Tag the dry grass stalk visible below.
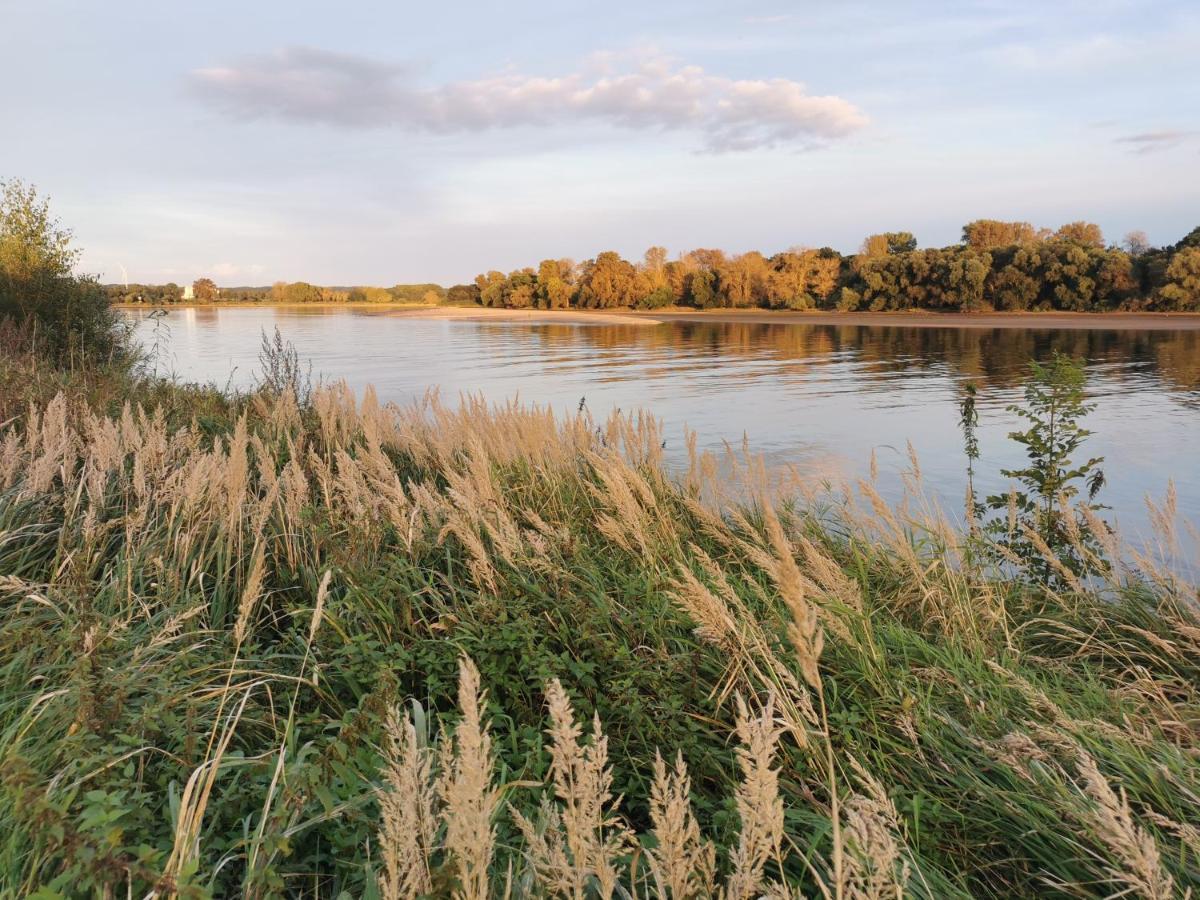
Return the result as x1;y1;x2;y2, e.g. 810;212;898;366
839;762;910;900
588;448;673;561
724;694;785;900
377;705;437;900
161;687;253;895
233;541;267;647
668;546;817;743
762;504;825;692
437;656;500;900
1076;753;1176;900
647;750;716;899
1020;525;1083;592
515;678;632;899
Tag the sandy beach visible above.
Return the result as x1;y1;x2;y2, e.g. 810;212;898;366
387;306;1200;331
386;306;660;326
119;303;1200;330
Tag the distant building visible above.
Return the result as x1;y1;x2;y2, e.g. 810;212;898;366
182;283;194;300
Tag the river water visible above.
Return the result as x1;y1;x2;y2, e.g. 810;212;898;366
127;306;1199;549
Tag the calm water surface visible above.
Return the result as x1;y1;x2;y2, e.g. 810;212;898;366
128;307;1199;546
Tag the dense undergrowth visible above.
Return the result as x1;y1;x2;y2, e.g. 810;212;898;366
0;340;1198;899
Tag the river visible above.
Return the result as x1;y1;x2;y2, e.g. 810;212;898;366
127;306;1199;550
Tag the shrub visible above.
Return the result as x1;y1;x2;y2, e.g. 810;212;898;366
0;179;127;366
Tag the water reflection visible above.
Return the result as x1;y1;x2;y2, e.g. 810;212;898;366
126;308;1198;542
533;321;1200;393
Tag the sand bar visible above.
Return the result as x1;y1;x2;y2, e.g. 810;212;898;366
120;303;1200;330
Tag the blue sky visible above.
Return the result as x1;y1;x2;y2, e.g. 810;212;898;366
3;0;1198;286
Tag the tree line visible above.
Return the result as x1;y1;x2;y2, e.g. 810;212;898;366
107;280;451;306
469;221;1200;313
103;219;1200;314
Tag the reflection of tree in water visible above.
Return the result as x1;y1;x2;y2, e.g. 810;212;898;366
526;322;1200;394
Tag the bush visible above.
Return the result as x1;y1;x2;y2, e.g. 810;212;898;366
836;286;862;311
0;179;127;366
636;285;674;309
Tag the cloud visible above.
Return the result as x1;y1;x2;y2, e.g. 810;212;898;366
189;47;867;152
1114;130;1195;154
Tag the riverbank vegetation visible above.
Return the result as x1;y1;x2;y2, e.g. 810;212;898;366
107;221;1200;316
473;223;1200;314
108;281;451;307
3;181;1200;896
2;339;1199;897
0;179;129;367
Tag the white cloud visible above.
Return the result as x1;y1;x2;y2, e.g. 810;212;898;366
189;47;867;152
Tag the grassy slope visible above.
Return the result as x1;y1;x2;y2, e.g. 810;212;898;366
0;347;1197;898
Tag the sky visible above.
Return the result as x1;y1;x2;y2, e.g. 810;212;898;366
2;0;1198;286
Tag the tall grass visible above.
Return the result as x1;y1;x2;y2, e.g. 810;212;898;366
0;360;1197;897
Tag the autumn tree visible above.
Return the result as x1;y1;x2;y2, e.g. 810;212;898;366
192;277;218;301
716;251;770;307
577;252;640;308
536;259;574;309
962;219;1037;249
807;249;843;303
642;246;668;287
1054;221;1105;249
860;232;917;257
766;251;811;309
858;234;889;260
269;281;322;304
663;260;689;304
686;248;727;271
474;271;506;308
359;286;393;303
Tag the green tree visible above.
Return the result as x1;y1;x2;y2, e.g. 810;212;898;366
1174;226;1200;251
984;353;1107;583
687;268;717;308
986;246;1042;311
389;283;445;303
1156;246;1200;310
0;178;125;365
446;283;481;306
636;285;674;309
